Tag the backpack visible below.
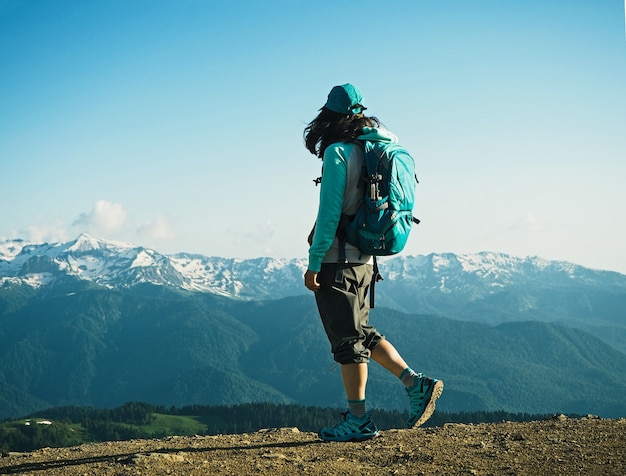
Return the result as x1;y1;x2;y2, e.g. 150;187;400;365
341;139;420;257
336;139;419;308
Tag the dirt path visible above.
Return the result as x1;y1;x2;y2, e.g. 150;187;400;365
1;416;625;475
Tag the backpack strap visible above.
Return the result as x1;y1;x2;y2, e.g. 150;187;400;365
339;140;383;307
335;214;350;284
366;256;382;308
335;218;381;308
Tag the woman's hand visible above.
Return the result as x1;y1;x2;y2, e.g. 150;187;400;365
304;269;321;292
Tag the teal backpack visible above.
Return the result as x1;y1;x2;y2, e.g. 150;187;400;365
340;139;420;257
337;139;419;307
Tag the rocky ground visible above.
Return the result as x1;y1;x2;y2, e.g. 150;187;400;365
1;415;624;475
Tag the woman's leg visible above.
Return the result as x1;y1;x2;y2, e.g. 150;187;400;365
370;338;409;378
371;338;444;429
340;362;368;401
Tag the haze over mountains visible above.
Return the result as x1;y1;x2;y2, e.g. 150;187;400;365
1;234;625;420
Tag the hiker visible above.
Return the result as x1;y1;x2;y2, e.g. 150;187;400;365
303;83;443;442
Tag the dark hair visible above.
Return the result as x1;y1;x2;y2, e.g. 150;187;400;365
304;108;380;158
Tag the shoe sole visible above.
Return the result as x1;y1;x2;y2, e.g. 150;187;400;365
409;379;444;429
318;431;379;442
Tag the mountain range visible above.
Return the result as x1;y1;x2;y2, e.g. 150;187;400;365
1;233;625;420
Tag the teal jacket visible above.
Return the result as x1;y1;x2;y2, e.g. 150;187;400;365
308;127;399;272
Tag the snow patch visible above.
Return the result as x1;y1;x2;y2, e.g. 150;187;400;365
131;250;155;268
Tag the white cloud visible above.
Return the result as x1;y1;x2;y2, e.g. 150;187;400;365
136;214;175;240
231;221;274;245
22;223;70;244
72;200;127;235
510;213;542;232
7;201;176;248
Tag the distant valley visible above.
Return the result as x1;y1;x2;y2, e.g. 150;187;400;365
1;234;625;420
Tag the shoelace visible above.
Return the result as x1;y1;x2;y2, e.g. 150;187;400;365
408;377;431;412
325;412;372;436
328;413;358;436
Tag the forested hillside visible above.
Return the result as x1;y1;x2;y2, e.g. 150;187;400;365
1;283;625;420
0;401;554;453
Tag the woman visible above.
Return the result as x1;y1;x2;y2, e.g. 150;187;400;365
304;83;443;442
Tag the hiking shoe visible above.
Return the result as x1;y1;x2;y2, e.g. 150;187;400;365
318;411;379;442
406;375;444;428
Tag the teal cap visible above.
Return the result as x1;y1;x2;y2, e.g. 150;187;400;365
324;83;367;115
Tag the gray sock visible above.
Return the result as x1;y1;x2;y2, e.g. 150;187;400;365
399;367;420;388
348;399;367;419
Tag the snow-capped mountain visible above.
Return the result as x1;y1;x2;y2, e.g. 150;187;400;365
1;233;625;302
0;233;309;299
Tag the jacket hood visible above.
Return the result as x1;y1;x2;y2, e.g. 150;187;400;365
357;126;398;143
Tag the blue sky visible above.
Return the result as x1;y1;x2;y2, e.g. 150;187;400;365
1;0;625;273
